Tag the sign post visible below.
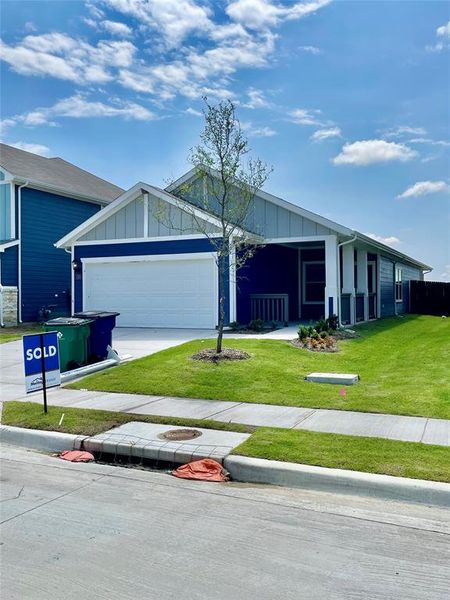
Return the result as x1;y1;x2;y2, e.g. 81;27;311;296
23;331;61;411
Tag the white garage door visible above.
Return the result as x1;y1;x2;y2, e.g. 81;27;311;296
83;254;218;328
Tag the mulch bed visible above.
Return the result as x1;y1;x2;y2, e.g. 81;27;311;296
291;336;339;353
191;347;251;362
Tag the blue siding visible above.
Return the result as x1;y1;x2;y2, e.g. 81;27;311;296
74;238;229;323
0;244;18;286
21;187;100;322
380;256;421;317
236;245;299;324
380;257;395;317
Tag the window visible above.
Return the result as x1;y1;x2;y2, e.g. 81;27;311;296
395;267;402;302
303;261;325;304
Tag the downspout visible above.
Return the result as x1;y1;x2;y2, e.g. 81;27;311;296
17;180;29;323
337;234;357;327
64;247;73;315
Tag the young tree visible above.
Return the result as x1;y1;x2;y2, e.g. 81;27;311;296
162;98;271;354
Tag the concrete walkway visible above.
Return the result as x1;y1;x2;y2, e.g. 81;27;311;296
10;386;450;447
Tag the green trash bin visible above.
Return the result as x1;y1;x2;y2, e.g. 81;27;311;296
44;317;93;372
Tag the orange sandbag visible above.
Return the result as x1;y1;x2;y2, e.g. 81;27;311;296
59;450;95;462
172;459;228;482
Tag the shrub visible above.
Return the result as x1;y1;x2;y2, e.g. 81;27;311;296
327;314;339;331
228;321;241;331
315;318;329;334
248;319;264;332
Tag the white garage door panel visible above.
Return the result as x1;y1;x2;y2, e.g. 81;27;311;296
83;256;217;328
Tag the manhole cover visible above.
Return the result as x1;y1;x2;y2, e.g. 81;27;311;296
158;429;202;441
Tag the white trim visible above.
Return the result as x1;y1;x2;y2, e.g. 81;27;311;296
81;251;217;265
302;260;326;305
55;182;231;248
17;180;29;323
143;192;149;238
81;252;219;327
0;167;14;182
73;233;221;246
229;239;237;323
265;235;336;245
71;245;75;316
9;182;15;238
376;254;381;318
9;176;115;206
0;239;19;252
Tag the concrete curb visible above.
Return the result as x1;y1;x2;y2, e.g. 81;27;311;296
224;455;450;507
0;425;88;453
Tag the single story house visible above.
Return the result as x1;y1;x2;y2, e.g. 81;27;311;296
0;143;123;325
55;168;432;329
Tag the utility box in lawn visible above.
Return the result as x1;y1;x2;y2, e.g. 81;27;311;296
44;317;92;372
73;311;119;362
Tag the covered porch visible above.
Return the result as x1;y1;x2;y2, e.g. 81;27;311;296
235;236;379;326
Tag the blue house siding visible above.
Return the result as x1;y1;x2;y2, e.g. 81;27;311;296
0;245;18;286
380;256;421;317
73;238;229;323
0;183;12;240
21;187;100;321
380;257;395;317
236;245;299;324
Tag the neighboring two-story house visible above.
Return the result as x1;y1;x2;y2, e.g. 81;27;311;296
0;143;123;325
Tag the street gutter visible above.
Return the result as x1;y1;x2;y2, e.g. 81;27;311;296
1;424;449;507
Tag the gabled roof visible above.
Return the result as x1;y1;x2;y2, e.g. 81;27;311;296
55;181;250;248
167;167;432;271
0;143;123;204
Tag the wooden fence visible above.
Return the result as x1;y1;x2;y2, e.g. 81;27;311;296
409;280;450;316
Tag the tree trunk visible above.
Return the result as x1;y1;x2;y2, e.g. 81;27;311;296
216;256;225;354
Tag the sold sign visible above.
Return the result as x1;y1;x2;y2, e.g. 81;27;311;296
23;331;61;403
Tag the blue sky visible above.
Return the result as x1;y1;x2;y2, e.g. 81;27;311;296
1;0;449;279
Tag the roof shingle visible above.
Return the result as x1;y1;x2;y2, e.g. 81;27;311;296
0;143;123;203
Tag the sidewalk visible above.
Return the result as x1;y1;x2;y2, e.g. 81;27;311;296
9;386;450;447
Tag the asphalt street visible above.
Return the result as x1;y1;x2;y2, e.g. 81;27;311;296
1;445;449;600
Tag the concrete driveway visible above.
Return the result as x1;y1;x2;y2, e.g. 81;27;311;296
0;327;215;402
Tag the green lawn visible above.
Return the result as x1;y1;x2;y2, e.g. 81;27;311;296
233;428;450;483
2;401;254;437
0;323;42;344
70;315;450;419
3;401;449;483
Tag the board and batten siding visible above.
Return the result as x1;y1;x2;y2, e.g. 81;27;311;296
21;187;100;321
173;177;334;239
80;193;218;241
397;263;421;314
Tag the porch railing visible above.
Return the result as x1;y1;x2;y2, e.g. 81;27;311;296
250;294;289;325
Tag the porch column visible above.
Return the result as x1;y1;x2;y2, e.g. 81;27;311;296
356;248;368;321
342;243;356;324
324;236;338;318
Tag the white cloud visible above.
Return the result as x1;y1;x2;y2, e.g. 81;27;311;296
289;108;323;126
0;34;137;84
299;45;321;54
364;233;401;247
7;141;50;156
101;0;213;47
383;126;427;138
310;127;341;141
185;107;202;116
241;121;276;137
397;180;449;199
103;20;133;37
3;94;156;130
243;88;270;109
426;20;450;52
333;139;417;166
226;0;331;31
408;137;450;147
441;265;450;280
